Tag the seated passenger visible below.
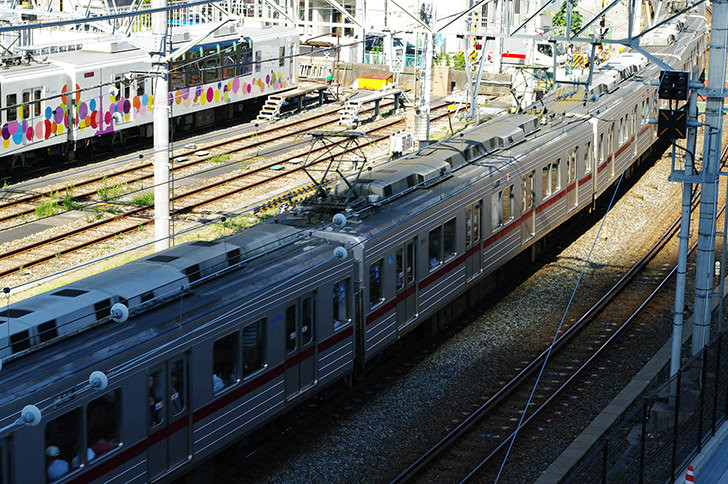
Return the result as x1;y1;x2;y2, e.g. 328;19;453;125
91;437;111;457
213;373;224;393
46;446;69;482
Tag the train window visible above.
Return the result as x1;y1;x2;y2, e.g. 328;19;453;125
406;240;416;284
149;368;164;427
632;106;638;135
240;42;253;76
279;46;285;67
45;408;81;482
584;142;592;174
136;77;145;97
286;304;297;353
521;172;534;213
204;48;220;83
598;133;604;164
223;52;236;79
255;50;262;73
21;91;30;119
466;201;481;246
396;248;404;291
170;358;186;415
242;318;266;377
5;94;16;122
503;185;514;222
188;50;203;86
213;333;238;393
552;160;561;192
301;295;314;345
170;60;186;90
369;259;384;308
87;389;120;460
333;279;350;330
34;89;42;117
567;147;577;185
428;226;442;269
542;160;559;198
443;218;456;259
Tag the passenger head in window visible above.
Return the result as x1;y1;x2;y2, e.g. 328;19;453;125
46;445;69;482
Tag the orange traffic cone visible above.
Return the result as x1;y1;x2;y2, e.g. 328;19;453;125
684;464;695;484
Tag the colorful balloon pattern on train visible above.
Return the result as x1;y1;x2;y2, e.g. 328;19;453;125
1;71;289;150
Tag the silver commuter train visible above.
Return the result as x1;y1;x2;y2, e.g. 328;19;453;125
0;24;298;171
0;13;707;484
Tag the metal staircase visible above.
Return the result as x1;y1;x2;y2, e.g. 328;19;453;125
255;95;286;122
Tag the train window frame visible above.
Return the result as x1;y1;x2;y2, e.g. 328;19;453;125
169;358;187;417
87;388;121;462
213;332;239;394
428;225;442;270
368;258;384;309
170;58;186;90
542;160;560;199
45;407;82;482
584;141;592;174
149;367;165;427
136;77;145;97
406;240;416;285
491;184;514;229
395;247;404;291
443;217;456;260
301;294;314;346
21;90;30;120
520;172;534;213
567;147;577;185
239;41;253;76
286;303;297;353
5;94;16;122
333;278;351;331
242;318;266;378
33;88;42;117
279;46;285;67
188;50;203;86
223;50;237;79
204;47;220;83
466;201;481;247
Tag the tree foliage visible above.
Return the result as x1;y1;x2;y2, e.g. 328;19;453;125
553;0;583;35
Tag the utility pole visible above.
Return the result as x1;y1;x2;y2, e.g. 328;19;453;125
691;0;728;356
415;0;434;149
152;0;170;252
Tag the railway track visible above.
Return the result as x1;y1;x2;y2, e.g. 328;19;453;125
0;103;452;285
388;148;728;484
0;99;403;226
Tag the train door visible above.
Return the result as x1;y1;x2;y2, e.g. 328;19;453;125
396;237;418;329
147;355;190;479
284;292;317;400
20;88;42;146
520;173;535;243
566;146;578;210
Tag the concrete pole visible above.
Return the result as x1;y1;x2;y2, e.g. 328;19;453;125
415;1;433;149
691;0;728;356
670;85;698;386
152;0;170;252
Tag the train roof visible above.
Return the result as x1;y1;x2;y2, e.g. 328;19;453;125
0;220;339;407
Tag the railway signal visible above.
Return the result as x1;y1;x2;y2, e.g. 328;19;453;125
658;109;687;139
658;70;689;100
